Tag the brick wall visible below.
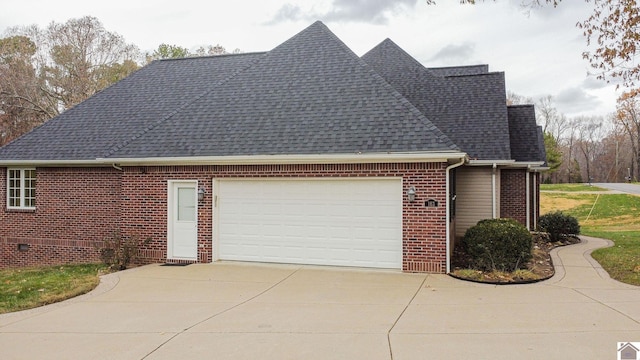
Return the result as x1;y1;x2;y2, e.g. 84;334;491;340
1;162;449;273
500;169;527;225
0;167;121;268
500;169;541;229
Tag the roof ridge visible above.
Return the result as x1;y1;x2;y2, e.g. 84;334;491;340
361;61;459;151
365;38;429;73
507;104;535;108
353;39;458;150
428;64;488;70
105;21;338;158
443;71;504;79
157;51;268;62
103;53;267;158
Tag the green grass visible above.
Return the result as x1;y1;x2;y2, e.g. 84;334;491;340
541;191;640;286
0;264;107;314
588;231;640;285
540;183;608;192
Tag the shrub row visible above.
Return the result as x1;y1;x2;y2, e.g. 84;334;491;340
461;212;580;273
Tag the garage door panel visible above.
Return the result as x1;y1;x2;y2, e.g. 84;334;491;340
217;179;402;269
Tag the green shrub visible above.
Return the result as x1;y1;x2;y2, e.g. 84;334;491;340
538;211;580;242
462;218;533;272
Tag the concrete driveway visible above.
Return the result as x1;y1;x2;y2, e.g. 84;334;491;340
1;236;639;359
594;182;640;195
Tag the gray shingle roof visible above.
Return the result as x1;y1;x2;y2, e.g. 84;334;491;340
0;22;458;161
108;21;458;158
361;38;511;160
428;65;489;77
0;53;264;160
507;105;546;163
536;126;548;166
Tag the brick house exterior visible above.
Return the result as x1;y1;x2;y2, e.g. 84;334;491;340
0;22;546;273
1;163;451;272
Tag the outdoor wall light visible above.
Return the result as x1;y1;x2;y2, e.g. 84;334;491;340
407;186;416;203
198;186;207;203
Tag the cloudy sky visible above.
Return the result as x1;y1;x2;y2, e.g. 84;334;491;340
0;0;620;117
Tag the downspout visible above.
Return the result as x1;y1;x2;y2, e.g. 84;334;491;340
112;164;123;171
532;169;538;230
446;157;466;274
492;163;497;218
526;166;531;231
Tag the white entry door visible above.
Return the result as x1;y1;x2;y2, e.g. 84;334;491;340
168;181;198;260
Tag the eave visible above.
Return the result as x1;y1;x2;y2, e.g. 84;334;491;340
0;151;469;167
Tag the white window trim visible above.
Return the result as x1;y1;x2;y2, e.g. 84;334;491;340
7;168;36;210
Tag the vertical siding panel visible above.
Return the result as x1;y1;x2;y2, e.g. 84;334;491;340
455;167;493;238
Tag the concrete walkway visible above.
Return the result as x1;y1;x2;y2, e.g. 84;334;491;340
1;236;639;359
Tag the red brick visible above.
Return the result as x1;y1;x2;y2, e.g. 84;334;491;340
1;163;450;273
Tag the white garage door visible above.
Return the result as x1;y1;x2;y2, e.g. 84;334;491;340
216;178;402;269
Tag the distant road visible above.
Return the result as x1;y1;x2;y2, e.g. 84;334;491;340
594;183;640;195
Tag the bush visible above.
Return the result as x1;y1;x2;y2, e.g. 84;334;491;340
538;211;580;242
462;218;533;272
96;231;151;270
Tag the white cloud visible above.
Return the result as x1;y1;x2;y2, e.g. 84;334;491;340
429;43;476;63
267;0;418;25
555;87;601;116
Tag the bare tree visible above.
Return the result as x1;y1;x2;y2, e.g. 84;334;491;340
0;16;140;144
615;91;640;180
506;91;532;105
535;95;570;141
575;116;606;183
0;35;53;145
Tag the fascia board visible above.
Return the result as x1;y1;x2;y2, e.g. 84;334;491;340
0;152;468;167
100;152;468;166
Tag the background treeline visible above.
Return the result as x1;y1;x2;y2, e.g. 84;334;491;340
0;16;237;146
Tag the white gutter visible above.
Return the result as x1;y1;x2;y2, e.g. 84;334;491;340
0;151;468;167
98;152;468;166
0;160;109;167
468;159;515;166
526;165;531;231
446;156;466;274
532;169;538;230
468;160;545;169
492;163;497;219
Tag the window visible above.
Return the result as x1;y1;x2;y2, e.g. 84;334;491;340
7;168;36;209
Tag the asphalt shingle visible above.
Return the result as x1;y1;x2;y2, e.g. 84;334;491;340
108;21;458;158
0;22;544;165
507;105;546;162
428;65;489;77
361;38;512;160
0;53;264;160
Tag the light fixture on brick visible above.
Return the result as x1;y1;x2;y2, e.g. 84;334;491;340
407;186;416;203
198;186;207;203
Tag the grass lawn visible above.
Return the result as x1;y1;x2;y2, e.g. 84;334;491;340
540;188;640;286
0;263;107;314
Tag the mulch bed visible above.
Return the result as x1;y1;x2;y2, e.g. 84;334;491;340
450;233;581;284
